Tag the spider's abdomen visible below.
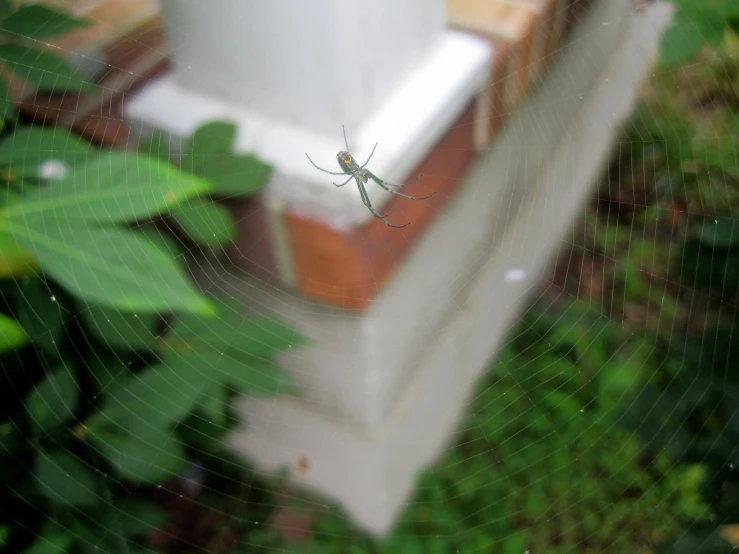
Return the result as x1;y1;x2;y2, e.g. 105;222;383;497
336;150;355;174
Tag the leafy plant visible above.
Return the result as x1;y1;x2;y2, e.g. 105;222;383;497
140;121;271;247
544;8;739;550
0;145;304;553
660;0;739;66
0;7;305;554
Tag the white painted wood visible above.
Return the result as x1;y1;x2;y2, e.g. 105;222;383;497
157;0;444;137
222;0;671;534
124;31;491;228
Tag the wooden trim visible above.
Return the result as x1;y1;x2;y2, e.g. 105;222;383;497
447;0;539;109
48;0;160;53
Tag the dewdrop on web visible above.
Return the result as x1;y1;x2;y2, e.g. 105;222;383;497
504;268;527;283
39;159;68;180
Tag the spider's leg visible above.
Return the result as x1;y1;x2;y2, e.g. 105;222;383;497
356;179;387;219
359;142;378;169
334;175;353;187
368;171;436;201
342;125;350;152
356;179;410;229
374;174;423;187
305;153;346;176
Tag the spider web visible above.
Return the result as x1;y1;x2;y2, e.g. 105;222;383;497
3;1;738;553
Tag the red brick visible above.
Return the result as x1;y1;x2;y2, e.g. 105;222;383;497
283;103;478;310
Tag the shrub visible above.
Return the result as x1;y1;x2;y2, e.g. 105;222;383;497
0;6;305;552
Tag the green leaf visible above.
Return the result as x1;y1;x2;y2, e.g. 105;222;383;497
138;130;173;163
696;9;727;47
35;450;97;506
0;421;18;453
3;152;210;223
138;225;184;258
81;304;159;351
692;218;739;249
72;518;126;554
225;315;308;357
0;524;8;546
169;295;243;335
161;298;299;396
87;356;130;396
171;198;235;245
1;4;90;40
660;19;704;66
186;121;237;159
184;120;272;197
541;389;581;417
0;191;34;275
600;360;641;412
0;1;13;20
1;185;20;206
88;362;210;434
0;125;92;177
16;278;66;354
0;76;13;131
179;408;228;450
169;298;307;358
199;381;226;425
26;367;78;431
23;532;74;554
0;227;35;276
89;425;187;483
0;44;93;93
720;1;739;19
8;221;214;315
198;153;272;197
501;532;529;554
0;312;27;352
114;498;169;535
660;524;733;554
167;349;293;395
691;135;739;178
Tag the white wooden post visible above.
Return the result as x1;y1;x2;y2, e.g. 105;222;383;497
158;0;444;137
125;1;490;226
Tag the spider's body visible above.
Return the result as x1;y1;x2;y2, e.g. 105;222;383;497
306;128;435;228
336;151;368;182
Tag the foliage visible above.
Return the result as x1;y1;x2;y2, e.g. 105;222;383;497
0;6;304;554
552;6;739;550
660;0;739;66
139;121;272;247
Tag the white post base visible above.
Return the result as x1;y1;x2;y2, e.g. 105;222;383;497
123;30;491;227
218;0;671;535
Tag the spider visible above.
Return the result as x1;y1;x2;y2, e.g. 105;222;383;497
305;126;435;228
